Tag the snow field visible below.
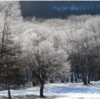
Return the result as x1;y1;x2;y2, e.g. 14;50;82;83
0;81;100;99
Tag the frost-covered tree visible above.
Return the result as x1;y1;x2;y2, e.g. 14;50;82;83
21;29;70;97
0;1;23;99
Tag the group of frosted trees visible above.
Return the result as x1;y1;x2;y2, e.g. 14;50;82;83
66;15;100;85
0;1;70;98
31;15;100;85
1;1;100;98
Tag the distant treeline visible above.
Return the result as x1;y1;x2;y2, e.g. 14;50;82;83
20;1;100;18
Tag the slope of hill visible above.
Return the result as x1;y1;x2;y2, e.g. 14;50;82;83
20;1;100;18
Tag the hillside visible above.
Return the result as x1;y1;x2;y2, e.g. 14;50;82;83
20;1;100;18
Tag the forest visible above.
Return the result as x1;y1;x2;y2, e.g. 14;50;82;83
20;1;100;18
0;1;100;99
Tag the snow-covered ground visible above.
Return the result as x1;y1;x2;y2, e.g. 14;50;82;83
0;81;100;99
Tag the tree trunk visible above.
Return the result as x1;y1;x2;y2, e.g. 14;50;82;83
6;79;8;89
83;76;87;85
0;73;1;90
71;73;73;83
50;79;54;83
98;73;100;80
40;83;44;97
8;83;11;99
77;73;79;79
91;74;93;81
32;81;36;86
88;74;90;84
94;74;97;81
66;78;68;82
75;74;77;82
